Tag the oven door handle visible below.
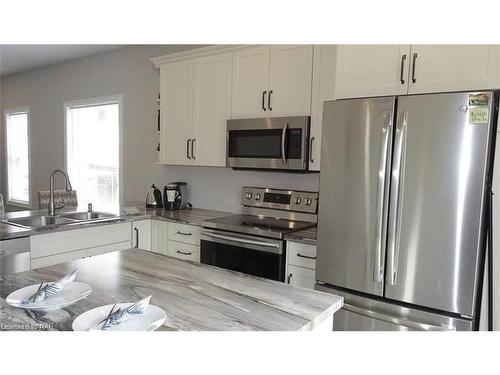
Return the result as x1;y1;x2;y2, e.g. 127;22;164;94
201;232;281;249
281;121;288;164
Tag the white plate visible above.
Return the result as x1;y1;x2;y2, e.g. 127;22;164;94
72;303;167;331
6;282;92;310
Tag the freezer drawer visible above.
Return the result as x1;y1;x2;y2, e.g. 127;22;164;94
316;284;473;331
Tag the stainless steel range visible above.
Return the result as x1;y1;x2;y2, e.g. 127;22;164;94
200;187;318;281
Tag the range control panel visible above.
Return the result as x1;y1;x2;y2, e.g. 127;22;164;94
241;187;319;214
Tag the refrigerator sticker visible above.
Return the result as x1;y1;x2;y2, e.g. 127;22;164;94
469;106;489;124
468;93;490;125
469;93;489;107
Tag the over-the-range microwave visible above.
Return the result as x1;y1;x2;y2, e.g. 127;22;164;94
226;116;311;171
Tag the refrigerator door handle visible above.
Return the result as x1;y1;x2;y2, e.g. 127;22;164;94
387;112;408;286
373;113;392;283
343;302;455;331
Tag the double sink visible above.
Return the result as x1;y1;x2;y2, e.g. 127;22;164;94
3;211;118;230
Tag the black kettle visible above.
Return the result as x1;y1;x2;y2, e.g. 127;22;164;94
145;184;163;208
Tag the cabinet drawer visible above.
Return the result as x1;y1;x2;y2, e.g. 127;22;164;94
31;249;87;270
168;223;200;245
167;241;200;262
287;241;317;269
287;265;316;290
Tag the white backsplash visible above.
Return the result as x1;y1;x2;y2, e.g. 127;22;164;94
162;165;320;213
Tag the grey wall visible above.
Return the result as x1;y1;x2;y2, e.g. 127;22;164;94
0;45;319;213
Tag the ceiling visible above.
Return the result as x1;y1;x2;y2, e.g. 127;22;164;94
0;45;124;77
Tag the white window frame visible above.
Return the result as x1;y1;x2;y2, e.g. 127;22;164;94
63;95;123;209
3;106;32;208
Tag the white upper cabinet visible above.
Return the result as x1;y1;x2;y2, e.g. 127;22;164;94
193;53;232;167
157;51;232;167
408;45;500;94
310;45;336;171
159;60;194;165
333;45;500;99
334;45;411;99
231;45;314;118
268;45;314;116
231;46;270;118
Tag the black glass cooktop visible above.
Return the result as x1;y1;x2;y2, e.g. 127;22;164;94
202;214;315;239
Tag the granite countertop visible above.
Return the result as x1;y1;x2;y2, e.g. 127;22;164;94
284;226;318;245
0;206;234;241
0;249;342;331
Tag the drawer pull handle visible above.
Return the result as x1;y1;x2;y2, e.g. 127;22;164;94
176;250;192;256
176;231;192;236
287;273;292;284
296;253;316;260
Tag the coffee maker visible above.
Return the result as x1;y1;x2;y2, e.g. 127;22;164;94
164;182;189;210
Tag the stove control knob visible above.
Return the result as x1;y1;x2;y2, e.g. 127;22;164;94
295;197;302;205
305;198;312;206
246;192;253;199
255;193;261;200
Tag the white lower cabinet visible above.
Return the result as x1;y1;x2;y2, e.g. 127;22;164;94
286;240;317;290
287;265;316;290
31;249;87;270
30;222;132;269
132;219;152;251
150;220;201;262
151;220;169;255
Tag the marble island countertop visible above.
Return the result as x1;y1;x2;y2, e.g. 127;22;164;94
0;249;343;331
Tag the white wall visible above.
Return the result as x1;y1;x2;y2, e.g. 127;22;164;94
1;45;320;213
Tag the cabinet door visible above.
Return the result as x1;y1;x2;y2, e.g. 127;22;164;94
287;265;316;290
268;45;314;116
132;220;152;251
310;45;337;171
231;46;270;118
151;220;168;255
159;60;194;165
408;45;500;94
193;53;232;166
334;45;411;99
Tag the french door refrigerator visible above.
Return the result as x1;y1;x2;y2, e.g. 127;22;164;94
316;91;497;331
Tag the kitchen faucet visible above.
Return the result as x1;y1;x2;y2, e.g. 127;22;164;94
48;169;73;216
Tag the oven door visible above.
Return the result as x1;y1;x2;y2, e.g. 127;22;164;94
200;229;285;281
226;116;310;170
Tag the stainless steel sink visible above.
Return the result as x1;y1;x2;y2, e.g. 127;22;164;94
3;211;119;230
59;211;115;221
7;215;76;228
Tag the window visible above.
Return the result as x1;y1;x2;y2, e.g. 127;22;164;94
4;108;31;207
65;96;121;213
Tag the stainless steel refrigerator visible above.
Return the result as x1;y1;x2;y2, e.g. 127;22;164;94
316;91;497;331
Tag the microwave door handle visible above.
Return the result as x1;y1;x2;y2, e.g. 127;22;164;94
281;121;288;164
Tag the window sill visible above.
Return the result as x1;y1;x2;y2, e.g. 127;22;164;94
7;200;32;210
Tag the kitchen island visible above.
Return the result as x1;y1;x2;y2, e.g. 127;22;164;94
0;249;342;331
